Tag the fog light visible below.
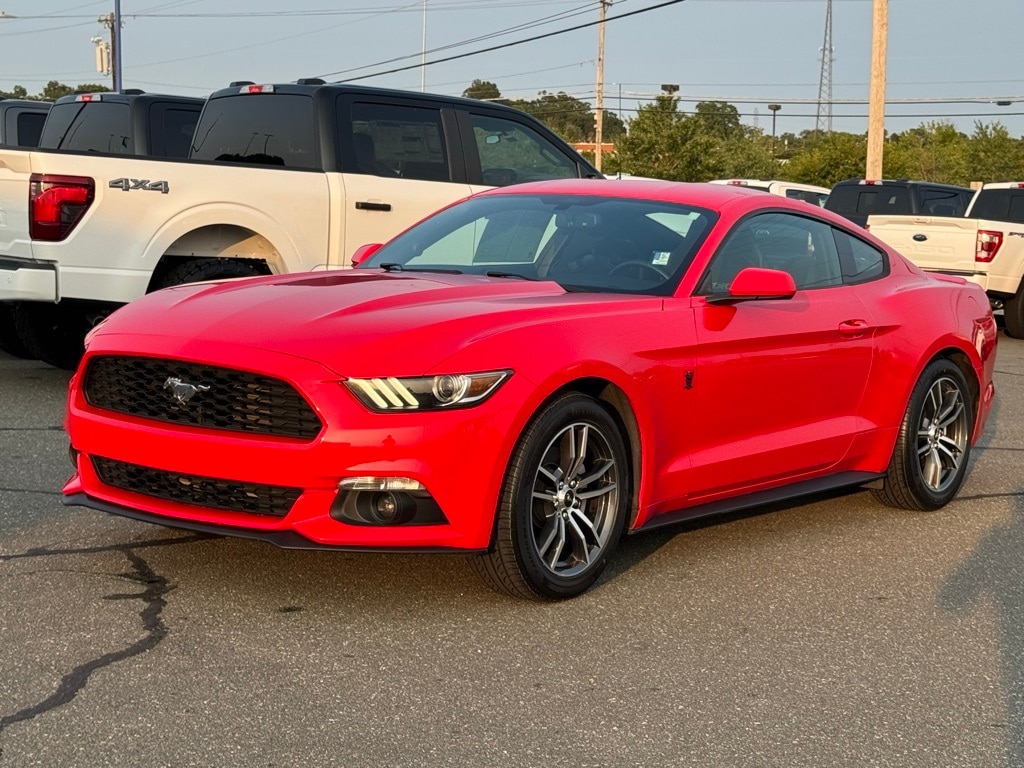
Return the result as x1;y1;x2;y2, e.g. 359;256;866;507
330;476;447;527
366;491;416;525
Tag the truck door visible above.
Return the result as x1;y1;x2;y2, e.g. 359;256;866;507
338;97;472;264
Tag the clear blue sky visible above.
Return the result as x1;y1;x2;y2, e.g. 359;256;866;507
2;0;1022;139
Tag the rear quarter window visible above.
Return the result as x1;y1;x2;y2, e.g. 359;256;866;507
38;102;133;154
826;185;911;217
970;190;1024;225
190;94;318;169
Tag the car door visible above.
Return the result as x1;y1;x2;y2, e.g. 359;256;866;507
458;108;589;194
687;211;878;499
339;96;473;261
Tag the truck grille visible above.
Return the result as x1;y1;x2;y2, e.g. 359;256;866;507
92;456;301;517
83;355;322;439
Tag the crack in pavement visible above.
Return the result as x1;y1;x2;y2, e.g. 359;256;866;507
0;534;212;759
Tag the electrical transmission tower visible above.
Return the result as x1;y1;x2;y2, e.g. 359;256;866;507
815;0;834;134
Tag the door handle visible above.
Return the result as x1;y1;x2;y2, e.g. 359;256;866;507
355;201;392;212
838;319;871;336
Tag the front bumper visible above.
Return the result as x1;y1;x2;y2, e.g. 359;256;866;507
63;340;526;552
0;255;58;302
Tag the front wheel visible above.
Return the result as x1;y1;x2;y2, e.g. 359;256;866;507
472;393;629;600
873;359;975;511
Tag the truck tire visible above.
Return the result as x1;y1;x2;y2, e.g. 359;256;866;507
1004;287;1024;340
11;302;94;371
0;303;35;359
155;258;268;290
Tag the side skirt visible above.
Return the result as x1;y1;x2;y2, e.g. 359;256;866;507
635;471;885;533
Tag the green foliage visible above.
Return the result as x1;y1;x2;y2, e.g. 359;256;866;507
463;79;501;101
967;122;1024;182
1;80;110;101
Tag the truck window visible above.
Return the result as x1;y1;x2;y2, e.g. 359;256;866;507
154;107;200;159
827;185;911;217
39;102;133;154
918;188;967;216
468;113;578;186
15;111;46;147
970;189;1024;225
190;94;317;169
349;102;449;182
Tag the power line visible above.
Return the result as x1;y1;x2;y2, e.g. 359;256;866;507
320;0;688;81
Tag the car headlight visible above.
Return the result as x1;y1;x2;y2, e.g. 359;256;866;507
345;370;511;411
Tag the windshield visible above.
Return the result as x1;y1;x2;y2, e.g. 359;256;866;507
363;194;717;295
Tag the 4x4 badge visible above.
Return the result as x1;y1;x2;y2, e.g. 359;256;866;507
163;377;210;405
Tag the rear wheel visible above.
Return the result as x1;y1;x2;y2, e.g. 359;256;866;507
0;303;34;358
11;302;112;371
873;359;974;511
154;258;267;290
472;393;629;600
1004;286;1024;339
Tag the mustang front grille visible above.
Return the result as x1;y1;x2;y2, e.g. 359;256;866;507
91;456;301;517
83;355;322;439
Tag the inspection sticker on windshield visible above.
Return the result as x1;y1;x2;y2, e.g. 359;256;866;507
652;251;671;266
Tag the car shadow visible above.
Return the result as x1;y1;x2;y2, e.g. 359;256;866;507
938;491;1024;764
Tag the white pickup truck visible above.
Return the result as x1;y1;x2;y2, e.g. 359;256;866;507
866;181;1024;338
0;81;600;368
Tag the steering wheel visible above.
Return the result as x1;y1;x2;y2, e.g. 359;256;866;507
608;260;670;281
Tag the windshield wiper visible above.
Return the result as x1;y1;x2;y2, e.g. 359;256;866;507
379;263;463;275
485;270;538;281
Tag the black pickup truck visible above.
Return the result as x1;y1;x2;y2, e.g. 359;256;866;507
824;178;975;228
0;98;51;147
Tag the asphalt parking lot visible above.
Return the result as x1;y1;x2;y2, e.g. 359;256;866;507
1;335;1023;768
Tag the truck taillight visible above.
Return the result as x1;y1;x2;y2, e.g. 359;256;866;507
975;229;1002;263
29;174;95;242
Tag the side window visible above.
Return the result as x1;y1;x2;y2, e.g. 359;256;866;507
15;112;47;147
699;213;843;294
469;114;578;186
350;102;449;182
158;107;200;159
919;188;967;217
833;229;888;285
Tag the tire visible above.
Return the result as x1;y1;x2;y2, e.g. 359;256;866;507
873;359;975;511
12;302;112;371
0;303;34;359
154;258;266;290
472;393;629;600
1004;286;1024;340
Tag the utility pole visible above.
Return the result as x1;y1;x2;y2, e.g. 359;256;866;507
866;0;887;177
98;1;123;92
593;0;610;172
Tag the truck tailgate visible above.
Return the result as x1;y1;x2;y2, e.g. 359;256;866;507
867;214;979;276
0;149;34;260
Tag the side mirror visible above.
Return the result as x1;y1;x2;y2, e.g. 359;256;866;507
351;243;383;267
710;267;796;303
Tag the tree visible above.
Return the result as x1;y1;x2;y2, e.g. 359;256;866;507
1;81;110;101
967;122;1024;183
463;79;501;101
783;132;868;187
693;101;742;141
884;122;970;184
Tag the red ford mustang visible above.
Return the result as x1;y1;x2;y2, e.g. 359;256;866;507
63;180;998;600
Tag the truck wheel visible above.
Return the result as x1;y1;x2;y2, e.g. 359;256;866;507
0;303;35;359
11;303;94;371
155;259;267;290
1004;288;1024;339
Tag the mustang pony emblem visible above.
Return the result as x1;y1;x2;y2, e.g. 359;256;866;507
163;376;211;405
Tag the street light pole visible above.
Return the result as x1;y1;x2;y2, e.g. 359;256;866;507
420;0;427;92
768;103;781;159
